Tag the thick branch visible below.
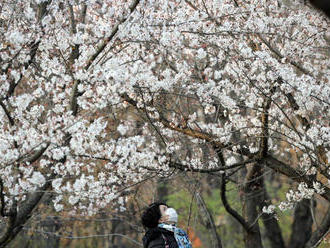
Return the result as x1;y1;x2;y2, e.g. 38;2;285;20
289;199;313;248
170;159;255;173
69;80;79;116
220;174;250;231
0;175;53;247
305;205;330;248
67;1;80;66
14;177;53;227
67;1;77;34
264;155;330;202
258;188;285;248
259;88;274;158
284;90;311;130
0;211;16;246
123;93;231;153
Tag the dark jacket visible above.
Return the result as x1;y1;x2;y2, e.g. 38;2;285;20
142;227;179;248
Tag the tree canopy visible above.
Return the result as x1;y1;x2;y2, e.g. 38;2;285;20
0;0;329;247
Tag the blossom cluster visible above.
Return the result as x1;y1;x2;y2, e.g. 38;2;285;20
0;0;328;215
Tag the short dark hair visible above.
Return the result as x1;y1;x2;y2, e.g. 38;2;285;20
141;202;167;228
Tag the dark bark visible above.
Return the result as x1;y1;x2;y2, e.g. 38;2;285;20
242;192;263;248
220;175;249;231
259;188;285;248
241;163;264;248
309;0;330;18
0;177;52;248
305;205;330;248
289;199;313;248
264;156;330;203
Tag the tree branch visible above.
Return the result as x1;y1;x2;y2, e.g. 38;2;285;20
264;155;330;202
259;87;274;158
0;178;6;217
258;188;285;248
257;34;313;76
22;142;50;164
84;0;141;71
70;0;141;116
169;159;255;173
183;175;222;248
220;174;250;231
184;0;198;11
0;100;14;126
305;205;330;248
0;175;54;247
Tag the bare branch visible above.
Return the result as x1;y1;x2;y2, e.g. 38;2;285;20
67;0;77;34
220;174;250;231
183;175;223;248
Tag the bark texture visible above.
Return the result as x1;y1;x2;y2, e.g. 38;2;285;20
259;189;285;248
289;199;313;248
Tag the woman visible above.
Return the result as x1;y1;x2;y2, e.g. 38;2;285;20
141;202;192;248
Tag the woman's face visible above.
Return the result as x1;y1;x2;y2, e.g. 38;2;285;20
158;204;169;223
159;204;168;215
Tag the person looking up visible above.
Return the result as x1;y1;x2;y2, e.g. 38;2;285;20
141;202;192;248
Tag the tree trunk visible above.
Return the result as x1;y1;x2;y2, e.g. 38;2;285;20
259;180;285;248
241;163;264;248
242;190;263;248
305;205;330;248
289;199;313;248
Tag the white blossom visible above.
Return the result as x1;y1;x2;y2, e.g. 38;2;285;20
0;0;328;220
197;48;207;59
68;195;80;205
204;104;216;114
117;124;129;135
262;205;276;214
28;172;46;187
52;178;63;193
313;182;325;194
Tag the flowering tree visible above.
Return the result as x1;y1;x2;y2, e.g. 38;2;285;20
0;0;329;247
